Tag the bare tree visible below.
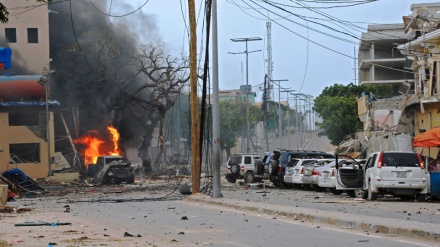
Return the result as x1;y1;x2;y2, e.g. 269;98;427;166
54;32;189;175
114;46;189;175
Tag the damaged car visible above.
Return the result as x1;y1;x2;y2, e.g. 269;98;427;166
92;155;135;185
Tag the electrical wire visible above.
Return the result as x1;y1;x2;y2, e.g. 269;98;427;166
298;19;310;93
69;0;81;51
88;0;150;17
241;0;353;58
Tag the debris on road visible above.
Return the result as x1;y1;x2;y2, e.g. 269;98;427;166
14;221;72;227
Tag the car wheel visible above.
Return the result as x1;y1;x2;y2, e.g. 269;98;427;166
329;188;343;195
354;189;366;199
256;162;264;175
230;163;240;176
416;193;426;202
269;161;279;177
227;177;237;183
313;185;324;192
244;171;255;184
367;181;377;201
400;195;413;201
127;174;135;184
345;190;356;198
272;181;280;188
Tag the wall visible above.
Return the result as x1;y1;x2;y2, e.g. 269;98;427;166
0;0;50;74
415;102;440;135
0;110;54;178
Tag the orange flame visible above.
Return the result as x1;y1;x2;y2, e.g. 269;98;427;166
107;126;120;155
73;126;121;169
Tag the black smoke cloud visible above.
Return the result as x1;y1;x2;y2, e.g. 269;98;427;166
48;1;164;148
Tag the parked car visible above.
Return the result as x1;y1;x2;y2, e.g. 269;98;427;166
284;159;321;189
302;159;333;191
317;159;357;195
336;151;429;201
269;150;335;188
225;153;265;183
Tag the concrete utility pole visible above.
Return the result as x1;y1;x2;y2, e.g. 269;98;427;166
292;93;304;149
40;70;55;176
211;0;222;198
230;37;262;153
188;0;201;194
281;90;295;149
271;79;288;147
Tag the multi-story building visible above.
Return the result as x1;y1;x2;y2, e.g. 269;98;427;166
0;1;56;178
397;2;440;159
358;24;413;87
216;85;257;105
0;1;50;74
353;2;440;159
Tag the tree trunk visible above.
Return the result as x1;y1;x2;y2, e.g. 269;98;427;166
138;116;159;176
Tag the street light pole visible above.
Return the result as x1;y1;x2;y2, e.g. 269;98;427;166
230;37;262;153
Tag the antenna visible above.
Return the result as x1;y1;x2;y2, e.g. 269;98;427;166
266;21;273;101
353;46;358;85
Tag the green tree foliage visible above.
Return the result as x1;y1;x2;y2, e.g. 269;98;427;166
314;83;393;145
1;1;51;23
219;100;263;156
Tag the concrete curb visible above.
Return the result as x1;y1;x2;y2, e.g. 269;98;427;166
186;195;440;242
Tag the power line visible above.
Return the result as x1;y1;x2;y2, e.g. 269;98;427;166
241;0;354;58
87;0;150;17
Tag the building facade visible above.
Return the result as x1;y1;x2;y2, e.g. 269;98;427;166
0;0;50;75
0;1;55;178
352;2;440;159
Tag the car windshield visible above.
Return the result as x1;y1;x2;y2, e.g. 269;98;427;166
382;153;420;167
287;159;300;167
107;157;128;163
228;156;241;165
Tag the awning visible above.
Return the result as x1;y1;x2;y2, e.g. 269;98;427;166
413;127;440;148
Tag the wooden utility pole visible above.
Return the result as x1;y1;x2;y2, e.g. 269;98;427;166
188;0;201;194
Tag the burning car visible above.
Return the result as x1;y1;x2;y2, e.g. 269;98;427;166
92;155;135;185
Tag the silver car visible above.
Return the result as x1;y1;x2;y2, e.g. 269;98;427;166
302;159;333;191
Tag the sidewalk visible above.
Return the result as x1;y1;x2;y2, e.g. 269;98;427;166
186;193;440;243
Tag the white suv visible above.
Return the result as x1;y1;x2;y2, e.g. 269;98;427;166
336;151;429;201
225;154;265;183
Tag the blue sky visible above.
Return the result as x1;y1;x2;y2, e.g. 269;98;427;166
108;0;440;103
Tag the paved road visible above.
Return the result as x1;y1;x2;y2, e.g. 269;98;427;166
6;191;435;247
220;183;440;225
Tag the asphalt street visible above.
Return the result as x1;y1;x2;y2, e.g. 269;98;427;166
3;190;437;247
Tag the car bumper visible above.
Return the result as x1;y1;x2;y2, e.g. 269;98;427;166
292;174;303;184
318;177;336;188
284;175;294;184
302;175;318;185
374;181;427;190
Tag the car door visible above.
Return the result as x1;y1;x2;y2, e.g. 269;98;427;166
336;159;365;190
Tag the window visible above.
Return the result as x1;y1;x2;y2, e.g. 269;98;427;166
9;143;41;163
244;156;251;164
5;28;16;43
9;112;42;126
27;28;38;43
